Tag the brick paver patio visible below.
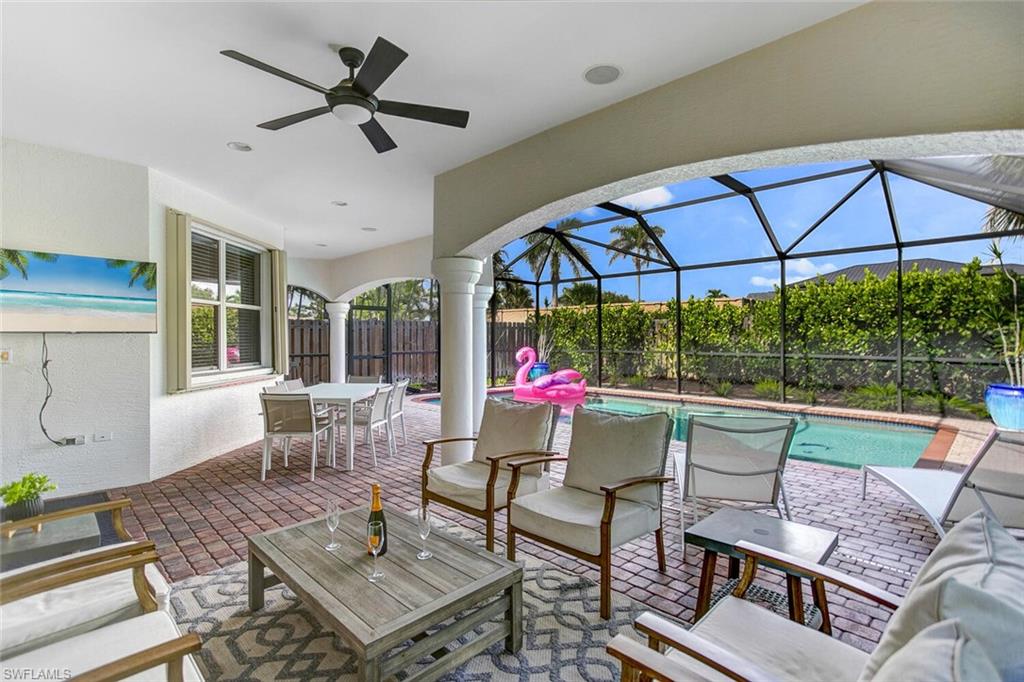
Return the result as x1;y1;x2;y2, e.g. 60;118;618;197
109;399;943;653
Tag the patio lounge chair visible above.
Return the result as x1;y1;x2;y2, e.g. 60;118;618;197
422;398;560;552
674;413;796;550
507;407;673;619
0;499;171;659
606;510;1022;682
1;540;203;680
861;428;1024;537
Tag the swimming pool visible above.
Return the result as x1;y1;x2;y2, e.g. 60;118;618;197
421;393;935;469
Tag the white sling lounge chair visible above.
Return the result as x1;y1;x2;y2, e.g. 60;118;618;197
861;428;1024;537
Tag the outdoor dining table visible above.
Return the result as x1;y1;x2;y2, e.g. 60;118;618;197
298;382;389;470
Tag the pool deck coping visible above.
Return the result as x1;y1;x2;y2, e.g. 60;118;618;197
413;386;993;470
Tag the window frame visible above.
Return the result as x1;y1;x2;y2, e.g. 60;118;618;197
189;221;273;383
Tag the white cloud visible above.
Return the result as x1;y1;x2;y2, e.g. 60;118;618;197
580;207;602;217
747;259;839;290
615;186;673;210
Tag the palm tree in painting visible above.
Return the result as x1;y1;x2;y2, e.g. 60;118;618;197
0;249;57;280
524;218;588;306
105;260;157;290
605;222;665;301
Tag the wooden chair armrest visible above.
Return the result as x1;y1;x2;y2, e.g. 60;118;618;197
507;455;568;471
600;475;673;495
486;450;560;464
735;541;903;610
606;634;707;682
72;632;202;682
1;498;133;540
486;451;562;495
422;436;479;446
634;612;781;682
1;540;159;609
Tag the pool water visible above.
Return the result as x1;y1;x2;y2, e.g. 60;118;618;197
424;394;935;469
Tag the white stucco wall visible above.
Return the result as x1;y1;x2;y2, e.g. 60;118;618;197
0;139;152;493
147;170;285;480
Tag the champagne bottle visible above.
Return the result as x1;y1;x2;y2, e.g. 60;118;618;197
367;483;388;556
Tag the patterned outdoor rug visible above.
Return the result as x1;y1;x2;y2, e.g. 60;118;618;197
170;520;646;680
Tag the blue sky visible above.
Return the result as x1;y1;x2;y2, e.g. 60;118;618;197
0;252;157;300
501;160;1020;302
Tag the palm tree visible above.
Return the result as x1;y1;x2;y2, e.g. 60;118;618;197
105;259;157;290
0;249;58;280
605;222;665;301
706;288;727;298
524;218;588;306
491;248;534;309
982;156;1024;234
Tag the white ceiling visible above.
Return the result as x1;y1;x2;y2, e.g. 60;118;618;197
2;2;858;259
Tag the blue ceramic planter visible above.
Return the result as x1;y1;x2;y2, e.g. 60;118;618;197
985;384;1024;431
528;362;550;382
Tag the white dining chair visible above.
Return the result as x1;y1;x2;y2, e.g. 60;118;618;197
348;375;384;384
388;378;411;446
259;393;335;481
353;385;394;466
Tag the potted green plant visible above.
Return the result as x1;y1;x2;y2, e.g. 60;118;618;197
984;240;1024;430
0;473;56;522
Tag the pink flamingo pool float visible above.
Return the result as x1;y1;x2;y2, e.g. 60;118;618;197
513;346;587;408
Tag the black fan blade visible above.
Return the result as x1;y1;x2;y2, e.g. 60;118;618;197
377;100;469;128
220;50;329;94
352;37;407;96
257;106;332;130
358;117;397;153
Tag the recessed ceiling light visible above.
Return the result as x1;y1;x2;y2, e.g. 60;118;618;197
361;227;377;232
226;141;253;152
583;65;621;85
315;243;328;247
331;200;348;207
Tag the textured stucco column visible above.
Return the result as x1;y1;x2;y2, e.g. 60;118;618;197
433;257;484;464
325;301;350;383
472;284;494;431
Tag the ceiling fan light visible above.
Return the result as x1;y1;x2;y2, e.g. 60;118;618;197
331;100;375;125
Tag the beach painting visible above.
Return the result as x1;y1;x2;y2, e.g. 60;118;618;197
0;249;157;333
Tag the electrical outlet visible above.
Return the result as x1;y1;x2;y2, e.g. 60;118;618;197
0;349;10;364
60;435;85;446
94;432;113;443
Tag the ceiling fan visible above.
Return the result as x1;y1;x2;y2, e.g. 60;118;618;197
221;37;469;153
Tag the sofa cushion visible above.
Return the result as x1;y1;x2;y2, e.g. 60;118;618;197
1;611;202;681
509;486;660;556
673;595;868;682
0;543;170;659
562;408;671;508
473;399;555;475
872;619;999;682
861;511;1024;680
427;461;549;510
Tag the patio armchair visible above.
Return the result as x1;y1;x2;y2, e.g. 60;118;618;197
0;540;203;681
862;428;1024;537
0;498;171;659
675;414;796;552
422;398;560;552
259;392;335;481
507;407;674;619
607;510;1022;682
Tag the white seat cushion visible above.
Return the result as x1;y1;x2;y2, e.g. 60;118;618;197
2;611;203;681
670;596;868;682
473;399;555;476
860;511;1024;680
509;486;660;556
0;543;171;658
562;408;671;509
427;461;549;510
872;619;999;682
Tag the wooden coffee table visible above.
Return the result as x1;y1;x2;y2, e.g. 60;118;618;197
686;507;839;630
248;507;523;682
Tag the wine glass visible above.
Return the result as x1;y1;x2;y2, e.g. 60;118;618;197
367;521;385;582
417;507;432;560
325;499;341;551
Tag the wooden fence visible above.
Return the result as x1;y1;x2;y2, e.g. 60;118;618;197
288;319;330;385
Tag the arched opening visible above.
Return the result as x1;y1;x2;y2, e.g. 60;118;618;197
286;285;331;385
349;279;441;392
492;155;1024;421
